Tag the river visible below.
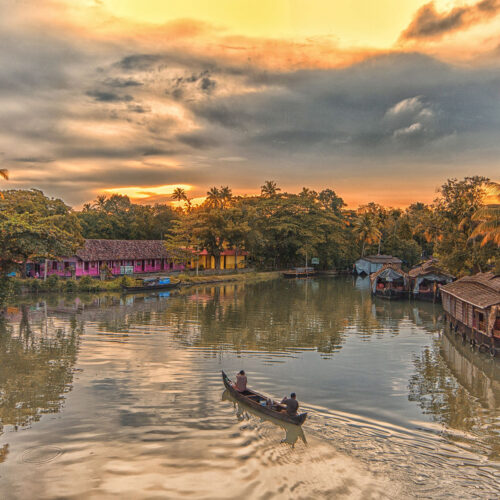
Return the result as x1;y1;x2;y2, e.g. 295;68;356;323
0;277;499;499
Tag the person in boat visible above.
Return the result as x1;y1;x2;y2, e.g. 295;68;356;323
280;393;298;416
233;370;247;392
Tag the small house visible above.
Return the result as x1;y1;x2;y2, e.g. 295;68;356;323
441;273;500;355
27;239;184;278
408;259;454;302
370;264;409;300
354;255;402;275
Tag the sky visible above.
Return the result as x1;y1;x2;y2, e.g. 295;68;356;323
1;0;499;208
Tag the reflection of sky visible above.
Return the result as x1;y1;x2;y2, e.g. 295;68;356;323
0;279;499;497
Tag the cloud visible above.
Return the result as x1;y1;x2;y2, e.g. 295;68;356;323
86;90;134;102
1;1;499;207
401;0;500;40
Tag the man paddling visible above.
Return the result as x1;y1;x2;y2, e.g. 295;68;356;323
280;393;299;416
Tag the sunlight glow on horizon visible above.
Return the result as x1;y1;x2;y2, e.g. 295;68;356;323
104;184;193;199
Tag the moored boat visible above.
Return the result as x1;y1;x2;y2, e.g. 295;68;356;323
122;277;181;293
221;370;307;425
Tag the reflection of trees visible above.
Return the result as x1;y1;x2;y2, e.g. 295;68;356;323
408;333;500;460
0;310;81;445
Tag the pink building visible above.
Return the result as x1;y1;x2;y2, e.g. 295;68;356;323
27;239;184;278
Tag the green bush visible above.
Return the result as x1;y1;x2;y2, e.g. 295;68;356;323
64;280;78;293
78;275;98;292
44;274;61;292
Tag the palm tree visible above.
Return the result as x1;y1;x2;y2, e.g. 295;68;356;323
353;212;381;256
470;181;500;246
261;180;281;197
206;187;221;209
219;185;232;208
0;168;8;199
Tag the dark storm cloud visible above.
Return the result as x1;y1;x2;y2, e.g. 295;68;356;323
86;90;134;102
183;53;500;163
103;77;143;88
401;0;500;40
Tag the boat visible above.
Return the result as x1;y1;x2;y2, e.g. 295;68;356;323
122;277;181;293
222;389;307;446
221;370;307;425
282;267;316;279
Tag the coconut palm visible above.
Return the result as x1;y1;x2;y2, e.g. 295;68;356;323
261;180;281;197
206;187;221;209
0;168;8;199
470;181;500;246
353;212;382;256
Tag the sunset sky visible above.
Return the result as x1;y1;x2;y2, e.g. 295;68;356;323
1;0;499;207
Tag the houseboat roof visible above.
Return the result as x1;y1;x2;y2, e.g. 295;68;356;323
357;255;402;264
440;272;500;309
370;264;408;282
408;259;454;279
76;239;169;261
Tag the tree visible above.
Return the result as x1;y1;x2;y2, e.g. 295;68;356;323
353;211;381;257
0;189;83;274
470;181;500;247
261;180;281;198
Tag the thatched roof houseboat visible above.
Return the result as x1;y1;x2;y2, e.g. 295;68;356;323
441;273;500;356
354;255;402;275
408;259;454;302
370;264;409;300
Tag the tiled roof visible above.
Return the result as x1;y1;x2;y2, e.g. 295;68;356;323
76;239;169;261
440;272;500;309
359;255;402;264
408;258;454;279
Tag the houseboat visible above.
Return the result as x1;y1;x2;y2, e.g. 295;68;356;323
409;259;454;302
440;273;500;356
370;264;409;300
354;255;402;275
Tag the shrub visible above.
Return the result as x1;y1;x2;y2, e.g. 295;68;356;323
78;275;97;292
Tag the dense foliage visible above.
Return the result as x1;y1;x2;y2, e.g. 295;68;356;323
0;189;83;273
0;177;498;283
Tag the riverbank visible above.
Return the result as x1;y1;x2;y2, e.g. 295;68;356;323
5;270;281;296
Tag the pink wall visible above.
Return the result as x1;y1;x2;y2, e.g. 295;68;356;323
27;257;184;278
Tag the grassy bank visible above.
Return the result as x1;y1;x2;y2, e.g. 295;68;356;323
177;270;281;286
7;271;281;296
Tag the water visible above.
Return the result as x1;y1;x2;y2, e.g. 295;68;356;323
0;277;499;499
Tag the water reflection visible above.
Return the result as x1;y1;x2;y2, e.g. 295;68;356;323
0;305;81;461
409;327;500;460
222;389;307;447
0;278;498;498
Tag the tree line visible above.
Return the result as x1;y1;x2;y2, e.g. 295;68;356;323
0;176;498;279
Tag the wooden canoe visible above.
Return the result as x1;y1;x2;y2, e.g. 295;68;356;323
122;278;181;293
221;371;307;425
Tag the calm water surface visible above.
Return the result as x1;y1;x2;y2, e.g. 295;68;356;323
0;277;499;499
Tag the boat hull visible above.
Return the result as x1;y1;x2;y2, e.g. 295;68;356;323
222;371;307;425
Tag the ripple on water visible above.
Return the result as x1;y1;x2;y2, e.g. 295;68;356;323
21;446;63;465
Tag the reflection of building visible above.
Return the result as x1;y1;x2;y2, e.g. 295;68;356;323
441;273;500;355
354;255;402;275
370;264;409;300
408;259;454;302
441;330;500;412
